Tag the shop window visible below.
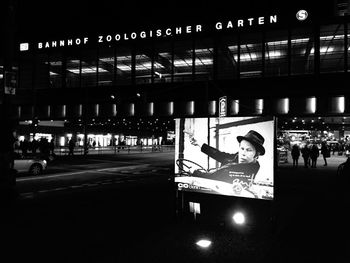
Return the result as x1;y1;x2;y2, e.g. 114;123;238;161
265;30;288;77
217;36;238;80
240;32;263;78
173;40;193;82
291;27;314;75
320;24;345;73
98;47;115;86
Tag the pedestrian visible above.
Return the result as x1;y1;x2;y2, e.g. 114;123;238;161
321;142;330;166
310;144;319;168
49;139;55;156
337;156;350;203
68;138;75;156
301;143;310;168
291;144;300;167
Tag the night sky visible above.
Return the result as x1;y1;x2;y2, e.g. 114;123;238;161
10;0;335;40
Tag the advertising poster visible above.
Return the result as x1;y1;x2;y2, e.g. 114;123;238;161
175;116;274;200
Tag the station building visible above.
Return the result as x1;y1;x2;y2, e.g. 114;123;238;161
1;3;350;148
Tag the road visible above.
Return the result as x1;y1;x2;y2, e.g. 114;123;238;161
1;151;349;262
15;151;174;199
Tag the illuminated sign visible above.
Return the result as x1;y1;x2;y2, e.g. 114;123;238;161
296;10;308;21
19;14;285;51
219;96;227;118
174;116;275;200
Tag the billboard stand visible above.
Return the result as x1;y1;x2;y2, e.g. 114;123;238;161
175;188;184;219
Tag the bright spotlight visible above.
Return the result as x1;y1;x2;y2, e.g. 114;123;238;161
196;239;212;248
232;211;246;225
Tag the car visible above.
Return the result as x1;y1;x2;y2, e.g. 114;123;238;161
13;153;48;176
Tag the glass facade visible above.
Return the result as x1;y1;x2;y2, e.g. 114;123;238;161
17;22;350;91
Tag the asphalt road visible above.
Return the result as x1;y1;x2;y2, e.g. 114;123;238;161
1;151;349;262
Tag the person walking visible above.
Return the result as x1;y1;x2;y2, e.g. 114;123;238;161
301;143;310;168
310;144;319;168
291;144;300;167
68;138;75;156
321;142;330;166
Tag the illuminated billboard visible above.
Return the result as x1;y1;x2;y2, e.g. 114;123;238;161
175;116;275;200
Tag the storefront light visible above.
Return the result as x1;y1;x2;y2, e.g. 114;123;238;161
306;97;316;114
331;96;345;113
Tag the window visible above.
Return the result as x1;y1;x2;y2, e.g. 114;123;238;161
320;24;345;73
291;27;314;75
265;30;288;77
240;32;263;78
217;35;238;80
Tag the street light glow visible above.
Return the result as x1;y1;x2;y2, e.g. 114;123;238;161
232;211;246;225
196;239;212;248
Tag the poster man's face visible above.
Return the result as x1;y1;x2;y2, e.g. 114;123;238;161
238;140;257;164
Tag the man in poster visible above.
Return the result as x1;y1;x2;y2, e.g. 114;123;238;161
184;130;266;197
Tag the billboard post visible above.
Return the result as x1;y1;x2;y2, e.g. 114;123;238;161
175;116;274;200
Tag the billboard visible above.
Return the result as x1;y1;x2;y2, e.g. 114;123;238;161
174;116;275;200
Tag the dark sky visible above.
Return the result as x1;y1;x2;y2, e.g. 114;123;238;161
6;0;338;41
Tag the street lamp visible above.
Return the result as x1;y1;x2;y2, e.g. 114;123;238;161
232;211;246;225
196;239;212;248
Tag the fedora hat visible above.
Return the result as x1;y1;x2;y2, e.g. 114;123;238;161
237;130;265;155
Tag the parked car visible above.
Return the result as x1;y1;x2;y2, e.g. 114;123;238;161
13;153;47;176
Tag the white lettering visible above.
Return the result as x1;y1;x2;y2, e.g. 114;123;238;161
196;24;202;32
140;31;146;38
247;18;254;26
215;22;222;30
258;17;264;24
32;14;280;49
270;15;277;23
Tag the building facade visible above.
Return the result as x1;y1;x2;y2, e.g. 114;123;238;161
2;4;350;147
